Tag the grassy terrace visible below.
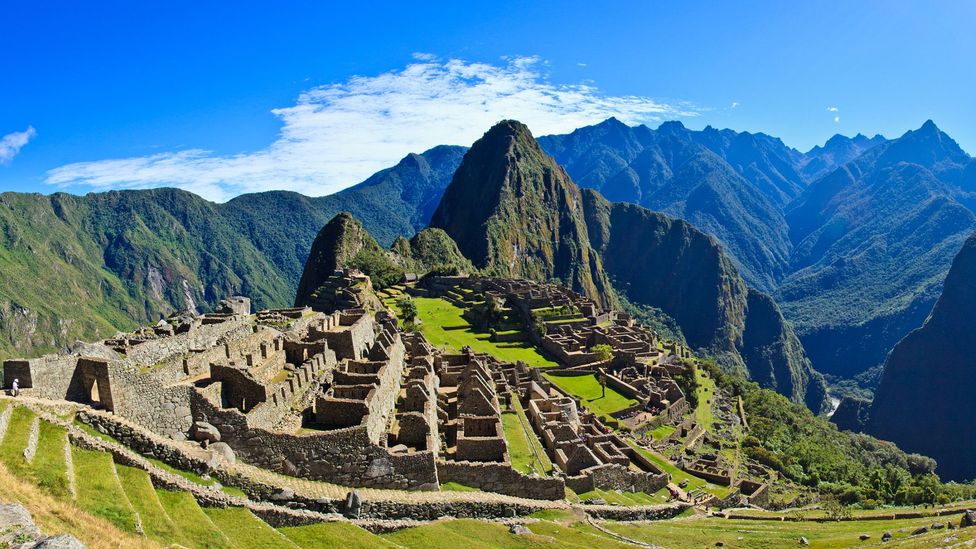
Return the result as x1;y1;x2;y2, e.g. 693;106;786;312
395;296;557;367
605;514;975;549
500;396;553;476
625;439;731;498
694;364;717;429
542;372;636;421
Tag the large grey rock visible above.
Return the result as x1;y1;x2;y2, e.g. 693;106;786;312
216;296;251;315
0;503;40;544
191;421;220;444
269;488;294;501
509;524;532;535
962;510;976;528
26;534;86;548
210;442;236;464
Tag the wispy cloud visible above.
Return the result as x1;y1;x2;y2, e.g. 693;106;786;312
45;56;698;202
0;126;36;164
827;106;839;112
731;101;740;109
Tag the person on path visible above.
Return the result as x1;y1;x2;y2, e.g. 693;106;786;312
10;378;19;397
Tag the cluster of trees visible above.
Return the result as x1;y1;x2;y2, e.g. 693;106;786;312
703;361;976;506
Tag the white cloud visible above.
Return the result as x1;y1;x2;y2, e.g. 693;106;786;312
45;56;698;202
827;106;839;112
577;62;588;67
731;101;740;109
0;126;36;164
834;115;841;123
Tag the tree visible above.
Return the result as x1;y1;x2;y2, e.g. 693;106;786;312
397;297;417;325
591;343;614;363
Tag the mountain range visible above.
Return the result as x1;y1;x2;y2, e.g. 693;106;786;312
861;232;976;481
427;120;827;409
1;117;973;404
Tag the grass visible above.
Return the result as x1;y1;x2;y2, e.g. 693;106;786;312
30;420;71;497
382;518;635;549
625;439;731;498
510;395;554;473
71;446;138;532
203;507;298;548
649;424;676;440
440;481;482;492
575;487;661;506
156;489;233;549
542;373;637;420
279;521;399;548
604;514;974;549
397;297;557;367
0;405;35;475
116;464;185;545
500;411;551;476
694;365;717;429
0;460;157;549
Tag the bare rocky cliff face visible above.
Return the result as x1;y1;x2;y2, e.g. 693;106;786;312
868;232;976;481
432;120;827;411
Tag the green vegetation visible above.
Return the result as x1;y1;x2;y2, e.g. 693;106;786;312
0;405;35;475
693;364;716;428
72;446;137;532
605;514;975;549
280;521;399;549
204;507;298;549
706;361;976;506
648;424;676;440
500;411;551;476
30;421;70;497
543;372;636;420
625;439;730;498
439;481;481;492
156;489;233;548
116;464;185;544
590;343;614;363
399;297;556;367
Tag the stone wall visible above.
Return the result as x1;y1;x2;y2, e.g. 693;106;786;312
191;390;437;490
2;355;79;398
123;317;253;366
435;460;564;500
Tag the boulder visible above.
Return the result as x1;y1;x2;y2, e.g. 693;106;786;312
269;488;295;501
210;442;236;464
30;533;86;548
509;524;532;535
344;490;362;519
0;503;40;545
932;522;945;530
191;421;221;444
911;526;928;536
881;531;892;542
859;534;870;540
961;510;976;528
798;537;809;546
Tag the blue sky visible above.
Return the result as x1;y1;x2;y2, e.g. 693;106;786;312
1;1;974;200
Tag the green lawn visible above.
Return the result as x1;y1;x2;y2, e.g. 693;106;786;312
280;521;399;549
401;297;557;367
72;447;138;532
605;514;970;549
30;421;70;498
649;424;676;440
382;518;637;549
440;481;482;492
116;464;186;545
543;373;637;420
0;405;35;476
694;365;717;429
204;507;298;549
574;487;664;506
156;489;233;549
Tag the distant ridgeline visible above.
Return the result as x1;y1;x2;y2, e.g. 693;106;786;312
2;116;974;418
287;120;827;411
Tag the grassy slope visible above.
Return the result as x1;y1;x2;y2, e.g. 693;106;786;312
279;521;399;549
606;515;975;549
156;489;234;549
0;405;35;475
204;507;299;549
71;446;138;532
116;464;186;545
